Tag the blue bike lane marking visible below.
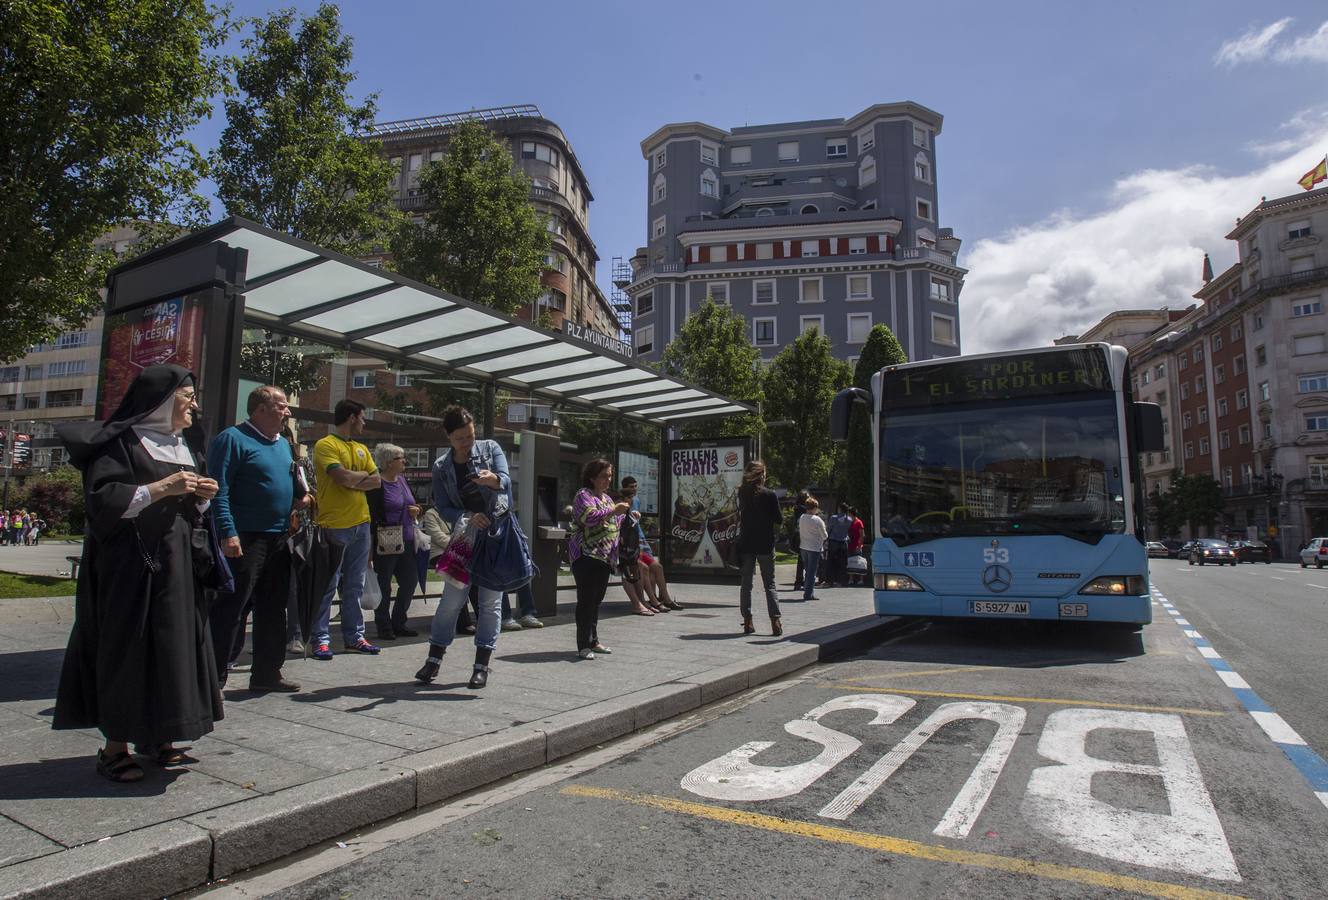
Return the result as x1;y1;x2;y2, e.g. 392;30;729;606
1152;588;1328;811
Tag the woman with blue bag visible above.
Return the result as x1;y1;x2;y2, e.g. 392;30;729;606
415;406;536;689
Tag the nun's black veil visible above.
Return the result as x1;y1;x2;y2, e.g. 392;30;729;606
58;364;206;470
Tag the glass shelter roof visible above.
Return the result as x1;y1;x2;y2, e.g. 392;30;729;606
111;218;754;427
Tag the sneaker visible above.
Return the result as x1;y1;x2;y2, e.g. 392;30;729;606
500;619;523;632
577;648;595;660
312;641;333;660
345;638;381;655
517;615;544;629
394;625;420;637
590;643;612;655
249;677;300;693
287;638;305;656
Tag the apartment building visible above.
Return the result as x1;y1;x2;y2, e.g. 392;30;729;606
624;102;966;364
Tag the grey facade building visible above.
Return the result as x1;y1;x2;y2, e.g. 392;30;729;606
623;102;966;364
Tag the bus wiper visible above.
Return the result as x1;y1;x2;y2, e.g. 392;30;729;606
1009;515;1105;544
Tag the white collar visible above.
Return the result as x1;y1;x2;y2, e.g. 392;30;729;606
134;427;195;466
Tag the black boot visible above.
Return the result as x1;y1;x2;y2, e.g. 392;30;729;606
415;645;445;684
469;647;493;689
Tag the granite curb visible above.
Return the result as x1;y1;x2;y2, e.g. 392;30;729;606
0;613;907;899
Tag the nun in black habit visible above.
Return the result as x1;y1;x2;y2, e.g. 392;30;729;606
54;364;225;783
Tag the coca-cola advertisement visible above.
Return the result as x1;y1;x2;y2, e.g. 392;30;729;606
661;438;751;576
98;295;206;420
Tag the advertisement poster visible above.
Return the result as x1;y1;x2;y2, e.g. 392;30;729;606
10;434;31;469
663;439;751;574
99;296;206;420
617;449;659;515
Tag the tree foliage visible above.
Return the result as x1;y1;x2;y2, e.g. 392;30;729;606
212;2;400;255
657;300;764;439
846;324;907;532
238;330;327;397
762;328;852;491
392;121;549;315
11;467;85;534
0;0;228;361
1160;471;1225;534
557;411;659;461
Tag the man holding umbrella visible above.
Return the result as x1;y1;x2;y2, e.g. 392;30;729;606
208;386;307;692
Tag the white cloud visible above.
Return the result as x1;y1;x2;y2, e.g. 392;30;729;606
1215;18;1292;66
1277;20;1328;63
958;113;1328;355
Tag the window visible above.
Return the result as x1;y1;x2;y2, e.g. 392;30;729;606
1195;374;1205;392
701;176;717;197
799;277;823;303
653;174;666;203
1213;334;1223;352
930;277;952;302
522;141;560;168
753;318;776;347
1234;354;1246;375
25;365;41;380
753;280;776;304
1231;322;1243;340
859;155;876;186
351;369;375;389
1301;372;1328;392
1142;369;1152;385
1217;397;1229;417
1156;363;1167;378
1263;422;1273;440
429;150;443;165
1217;431;1231;451
710;244;728;263
395;372;415;388
1199;437;1210;455
653;147;666;170
857;129;875;152
1192;344;1204;362
932;314;956;346
916;199;933;220
707;282;728;304
913;126;929;148
1179;355;1188;371
1198;405;1209;424
700;142;718;165
1312;462;1328;487
46;359;87;378
777;141;799;162
1294;334;1326;355
389;156;402;181
0;395;13;411
849;237;867;255
1289;219;1312;240
1182;412;1193;429
44;388;82;408
1254;312;1265;330
652;216;666;240
1259;381;1270;401
1162;448;1171;463
1157;390;1167;404
635;324;655;355
1256;345;1267;366
408;154;422;180
1291;254;1315;274
801;240;820;258
22;395;39;409
799;315;824;335
637;292;654;316
847;313;871;343
914;153;930;182
1242;462;1254;484
800;204;819;215
1214;364;1225;384
1307;415;1328;432
1293;300;1323;317
848;274;871;300
1180;383;1189;400
730;146;751;166
861;199;877;210
0;366;18;382
56;331;89;349
750;242;771;261
1236;389;1249;410
826;139;847;159
1185;442;1195;459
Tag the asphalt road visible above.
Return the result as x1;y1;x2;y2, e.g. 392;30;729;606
197;569;1328;899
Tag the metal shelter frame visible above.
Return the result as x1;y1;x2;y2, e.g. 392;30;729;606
109;217;755;429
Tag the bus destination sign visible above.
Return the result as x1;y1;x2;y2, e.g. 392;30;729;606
882;347;1113;410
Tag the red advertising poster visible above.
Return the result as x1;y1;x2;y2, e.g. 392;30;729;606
99;296;206;420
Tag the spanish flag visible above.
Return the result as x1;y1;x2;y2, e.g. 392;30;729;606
1299;156;1327;191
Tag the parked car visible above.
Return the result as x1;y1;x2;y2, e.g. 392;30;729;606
1231;540;1273;564
1188;539;1237;566
1146;541;1170;559
1161;539;1186;558
1299;537;1328;569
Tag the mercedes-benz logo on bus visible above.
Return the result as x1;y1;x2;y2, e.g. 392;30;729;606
982;564;1012;593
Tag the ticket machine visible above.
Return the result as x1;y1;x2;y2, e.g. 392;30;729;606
516;429;564;617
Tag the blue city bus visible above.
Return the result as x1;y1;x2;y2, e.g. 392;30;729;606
830;343;1164;626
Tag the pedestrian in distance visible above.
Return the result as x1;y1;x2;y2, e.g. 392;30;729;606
798;498;828;602
825;502;852;587
310;399;382;660
847;506;867;586
417;405;534;689
208;385;306;693
53;365;224;782
569;458;630;660
736;460;783;636
790;489;811;589
621;476;681;611
367;442;422;640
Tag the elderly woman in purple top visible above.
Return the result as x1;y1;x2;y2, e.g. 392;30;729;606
367;443;422;640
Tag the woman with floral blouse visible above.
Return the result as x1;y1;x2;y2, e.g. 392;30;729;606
568;458;631;660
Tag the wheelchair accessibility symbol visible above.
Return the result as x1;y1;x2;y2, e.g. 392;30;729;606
902;551;935;568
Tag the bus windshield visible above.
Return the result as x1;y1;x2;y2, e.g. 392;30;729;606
880;394;1126;546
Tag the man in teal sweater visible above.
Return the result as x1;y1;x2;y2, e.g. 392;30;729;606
208;386;307;692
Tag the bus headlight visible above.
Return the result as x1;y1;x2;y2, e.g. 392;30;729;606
1079;576;1147;596
876;573;924;591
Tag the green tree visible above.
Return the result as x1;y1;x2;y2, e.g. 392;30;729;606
845;324;907;532
213;2;400;254
763;328;851;491
657;300;764;439
16;467;85;534
1168;472;1225;534
557;411;659;461
0;0;228;361
392;121;549;315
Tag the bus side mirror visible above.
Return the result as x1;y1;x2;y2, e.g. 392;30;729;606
1133;402;1164;453
831;387;871;443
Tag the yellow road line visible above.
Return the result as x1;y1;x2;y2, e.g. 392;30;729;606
820;684;1225;717
562;785;1242;900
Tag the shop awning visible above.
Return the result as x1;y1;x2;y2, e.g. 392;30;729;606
114;217;754;427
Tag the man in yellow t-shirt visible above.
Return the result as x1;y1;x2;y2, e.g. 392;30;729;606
310;399;381;659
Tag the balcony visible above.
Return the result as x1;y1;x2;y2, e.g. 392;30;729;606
629;262;684;284
895;247;958;266
1242;265;1328;299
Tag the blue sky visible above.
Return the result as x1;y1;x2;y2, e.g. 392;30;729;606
201;1;1328;353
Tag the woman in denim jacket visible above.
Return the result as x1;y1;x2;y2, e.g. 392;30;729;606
415;406;526;689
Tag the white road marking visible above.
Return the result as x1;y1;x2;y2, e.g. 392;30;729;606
1318;791;1328;810
1022;709;1240;882
1270;576;1285;581
1197;646;1221;659
1249;711;1308;746
1216;671;1250;689
1306;583;1328;591
1174;618;1191;626
1184;629;1202;639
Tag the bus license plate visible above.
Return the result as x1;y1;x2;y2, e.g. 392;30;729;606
969;601;1030;616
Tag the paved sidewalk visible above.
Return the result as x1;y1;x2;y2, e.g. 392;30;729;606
0;540;83;579
0;569;901;899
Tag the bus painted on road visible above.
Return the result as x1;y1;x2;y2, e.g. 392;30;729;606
830;343;1164;626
